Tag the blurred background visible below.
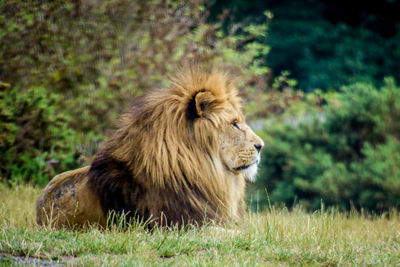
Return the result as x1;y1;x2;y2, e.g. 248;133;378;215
1;0;399;212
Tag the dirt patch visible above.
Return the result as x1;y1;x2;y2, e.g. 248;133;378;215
0;253;72;266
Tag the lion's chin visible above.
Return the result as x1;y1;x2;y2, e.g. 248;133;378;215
243;163;258;182
239;155;261;182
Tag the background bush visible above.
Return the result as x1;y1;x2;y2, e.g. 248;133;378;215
0;86;81;186
250;78;400;211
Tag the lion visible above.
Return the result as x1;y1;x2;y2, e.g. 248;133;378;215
36;69;264;229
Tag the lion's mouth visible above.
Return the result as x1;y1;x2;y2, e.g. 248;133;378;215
234;165;251;171
234;159;260;171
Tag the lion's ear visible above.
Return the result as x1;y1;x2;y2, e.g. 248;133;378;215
187;90;217;120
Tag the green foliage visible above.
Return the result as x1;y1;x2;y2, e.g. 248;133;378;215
266;18;400;91
0;87;81;185
0;0;274;183
211;0;400;91
252;78;400;211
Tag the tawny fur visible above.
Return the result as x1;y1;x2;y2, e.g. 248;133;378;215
36;69;264;228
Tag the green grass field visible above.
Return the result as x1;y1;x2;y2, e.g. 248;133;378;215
0;184;399;266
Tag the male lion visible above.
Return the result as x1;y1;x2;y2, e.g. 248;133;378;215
36;69;264;228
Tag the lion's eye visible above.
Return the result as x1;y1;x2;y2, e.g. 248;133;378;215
233;122;240;129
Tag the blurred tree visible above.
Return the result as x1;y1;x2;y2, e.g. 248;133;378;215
210;0;400;91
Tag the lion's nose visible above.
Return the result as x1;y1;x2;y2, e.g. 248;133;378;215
254;143;263;153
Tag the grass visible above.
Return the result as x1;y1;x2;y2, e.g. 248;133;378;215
1;183;400;266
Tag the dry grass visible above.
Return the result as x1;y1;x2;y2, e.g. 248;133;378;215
1;183;400;266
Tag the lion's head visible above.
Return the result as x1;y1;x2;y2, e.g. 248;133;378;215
87;68;264;226
219;115;263;183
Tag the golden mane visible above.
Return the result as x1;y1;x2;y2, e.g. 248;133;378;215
88;69;243;225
